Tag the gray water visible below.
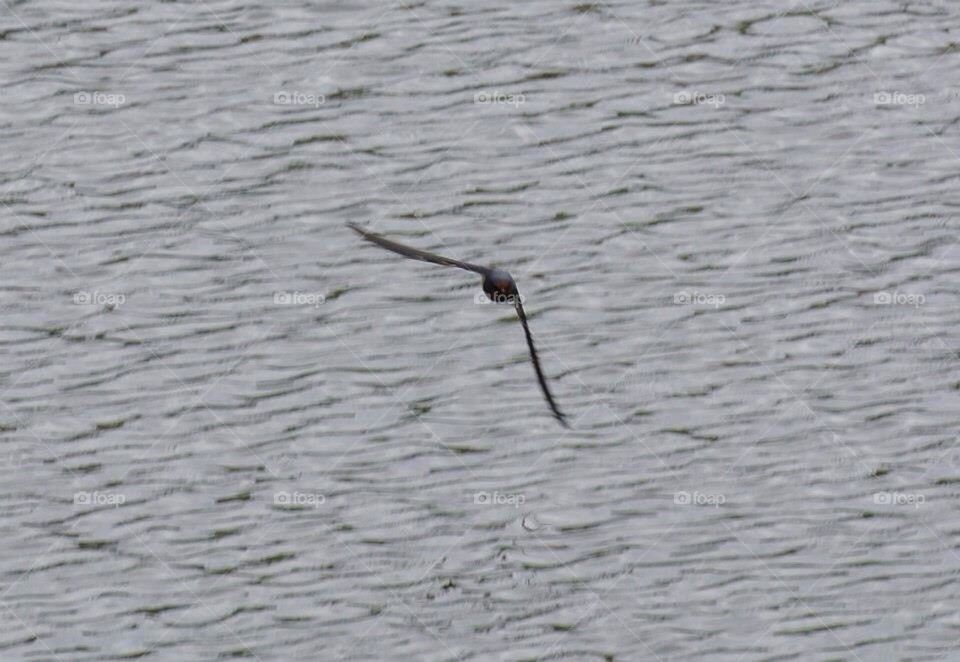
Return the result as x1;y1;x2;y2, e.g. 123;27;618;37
1;1;959;660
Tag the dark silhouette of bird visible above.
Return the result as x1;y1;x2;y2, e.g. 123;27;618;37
347;223;569;427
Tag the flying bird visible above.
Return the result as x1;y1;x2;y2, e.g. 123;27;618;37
347;223;568;427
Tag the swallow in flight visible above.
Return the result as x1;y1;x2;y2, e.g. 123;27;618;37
347;223;568;427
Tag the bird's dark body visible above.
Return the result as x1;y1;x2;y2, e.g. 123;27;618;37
347;223;568;427
482;269;520;304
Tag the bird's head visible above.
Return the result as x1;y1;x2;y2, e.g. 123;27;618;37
482;269;520;304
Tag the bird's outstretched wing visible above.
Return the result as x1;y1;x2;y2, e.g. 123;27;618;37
348;224;490;276
515;300;569;427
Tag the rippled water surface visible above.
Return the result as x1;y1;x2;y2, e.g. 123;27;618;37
2;1;960;660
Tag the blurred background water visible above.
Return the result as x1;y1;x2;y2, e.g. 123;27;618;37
1;0;959;660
